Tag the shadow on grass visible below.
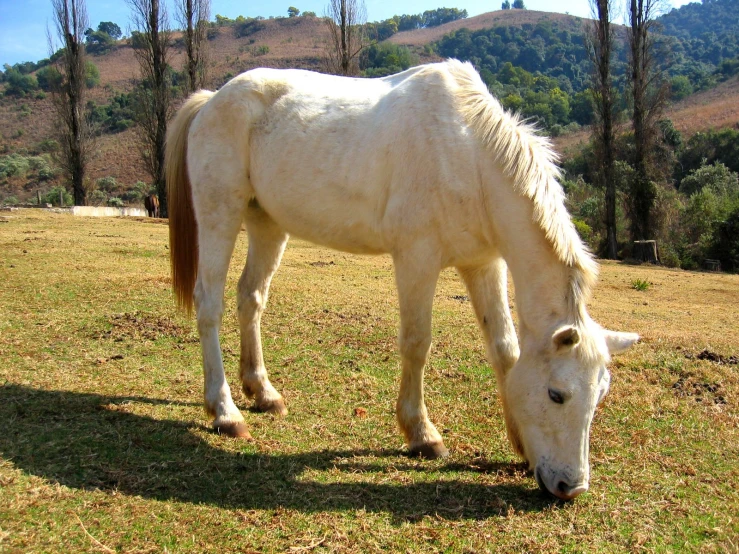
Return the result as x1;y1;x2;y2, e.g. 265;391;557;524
1;384;560;521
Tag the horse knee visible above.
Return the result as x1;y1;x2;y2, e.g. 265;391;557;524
237;289;265;322
493;337;520;373
399;330;431;365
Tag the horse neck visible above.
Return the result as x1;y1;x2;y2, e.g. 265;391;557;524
493;203;586;343
511;249;581;339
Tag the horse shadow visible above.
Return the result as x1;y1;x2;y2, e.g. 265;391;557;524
1;384;561;522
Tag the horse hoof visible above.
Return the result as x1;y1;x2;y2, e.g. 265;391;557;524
409;442;449;459
257;397;288;416
215;421;252;439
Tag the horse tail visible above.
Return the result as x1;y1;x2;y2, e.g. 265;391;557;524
166;90;214;315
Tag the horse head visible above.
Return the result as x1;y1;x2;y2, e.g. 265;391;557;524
504;321;638;500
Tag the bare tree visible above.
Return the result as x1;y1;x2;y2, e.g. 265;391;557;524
587;0;618;258
128;0;173;217
627;0;669;242
175;0;210;93
49;0;91;206
324;0;367;76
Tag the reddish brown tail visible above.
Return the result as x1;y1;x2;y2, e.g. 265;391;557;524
166;90;214;315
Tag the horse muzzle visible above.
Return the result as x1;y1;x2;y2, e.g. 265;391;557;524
535;465;588;501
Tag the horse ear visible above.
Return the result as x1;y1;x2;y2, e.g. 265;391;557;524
603;330;639;355
553;326;580;351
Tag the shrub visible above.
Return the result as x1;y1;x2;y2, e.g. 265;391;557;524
86;61;100;88
631;278;650;291
96;176;118;192
0;154;29;179
679;161;739;197
89;189;108;206
43;186;73;206
572;218;593;244
709;207;739;272
107;197;124;207
661;247;681;268
3;68;38;96
2;195;19;205
37;139;59;154
36;66;62;91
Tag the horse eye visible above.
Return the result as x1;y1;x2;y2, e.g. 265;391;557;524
548;388;565;404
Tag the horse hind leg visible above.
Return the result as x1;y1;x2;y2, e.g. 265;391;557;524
393;249;448;459
193;190;251;438
237;201;289;415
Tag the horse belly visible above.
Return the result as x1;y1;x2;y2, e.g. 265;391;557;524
249;113;393;254
250;150;389;254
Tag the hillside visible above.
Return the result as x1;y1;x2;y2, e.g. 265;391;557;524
1;7;738;205
553;74;739;154
0;16;329;202
388;8;589;47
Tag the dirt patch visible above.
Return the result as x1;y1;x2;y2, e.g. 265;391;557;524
95;311;195;343
309;261;335;267
685;349;739;365
672;375;728;405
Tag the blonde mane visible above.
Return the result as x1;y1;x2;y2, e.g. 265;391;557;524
447;59;598;315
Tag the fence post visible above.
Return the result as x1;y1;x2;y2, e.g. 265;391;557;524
37;190;41;205
60;189;64;207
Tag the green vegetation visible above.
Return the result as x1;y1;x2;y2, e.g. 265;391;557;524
361;43;418;77
42;185;73;206
631;278;650;291
0;153;56;185
564;126;739;271
366;8;468;41
89;92;135;133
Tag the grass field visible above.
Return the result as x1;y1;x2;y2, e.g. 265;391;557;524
1;210;738;553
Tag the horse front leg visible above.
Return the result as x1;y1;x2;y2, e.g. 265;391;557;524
393;250;447;459
237;205;289;415
458;259;523;456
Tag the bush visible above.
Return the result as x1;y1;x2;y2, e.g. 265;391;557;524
107;197;124;207
2;195;19;205
89;189;108;206
86;61;100;88
572;218;593;245
36;66;62;91
0;154;31;179
96;176;118;192
710;207;739;272
679;161;739;197
3;68;38;96
43;186;73;206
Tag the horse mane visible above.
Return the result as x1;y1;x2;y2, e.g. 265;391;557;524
447;59;599;319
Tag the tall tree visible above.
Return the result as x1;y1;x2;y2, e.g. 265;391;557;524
627;0;668;241
587;0;618;258
128;0;173;217
324;0;367;76
175;0;210;93
49;0;91;206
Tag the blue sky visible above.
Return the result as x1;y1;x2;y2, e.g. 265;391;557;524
1;0;694;67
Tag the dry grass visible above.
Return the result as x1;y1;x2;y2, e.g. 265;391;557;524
0;209;738;552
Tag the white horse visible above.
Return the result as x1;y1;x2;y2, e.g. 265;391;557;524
165;60;638;500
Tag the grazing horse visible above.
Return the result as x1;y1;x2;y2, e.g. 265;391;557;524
144;193;159;217
165;60;639;500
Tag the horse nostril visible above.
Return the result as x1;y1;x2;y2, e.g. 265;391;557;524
557;480;569;494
